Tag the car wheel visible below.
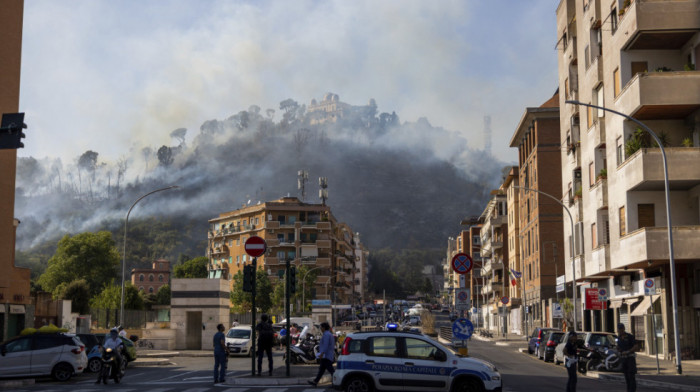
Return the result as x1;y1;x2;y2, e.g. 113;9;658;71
454;377;485;392
52;363;73;382
88;357;102;373
344;375;374;392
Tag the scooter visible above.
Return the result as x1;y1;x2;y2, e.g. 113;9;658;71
98;347;125;384
283;326;319;364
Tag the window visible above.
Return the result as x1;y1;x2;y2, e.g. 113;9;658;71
236;238;240;245
589;162;595;187
159;274;164;282
139;274;144;282
276;251;285;259
368;336;398;356
236;255;240;263
591;223;598;248
619;206;627;236
5;336;31;353
565;77;570;98
139;286;144;291
638;204;655;228
587;104;593;129
584;45;590;69
616;137;624;165
149;274;154;282
594;84;604;118
405;338;441;360
613;68;621;97
149;287;154;293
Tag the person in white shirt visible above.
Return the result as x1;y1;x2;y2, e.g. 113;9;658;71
118;326;127;338
97;329;124;384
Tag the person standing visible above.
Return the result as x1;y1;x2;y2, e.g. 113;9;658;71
308;322;335;387
278;326;287;350
118;326;127;338
231;319;239;328
563;331;578;392
255;314;274;376
617;323;638;392
213;324;229;384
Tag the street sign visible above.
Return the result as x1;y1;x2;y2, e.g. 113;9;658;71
459;274;466;288
451;253;473;275
556;275;565;293
452;318;474;340
585;288;607;310
457;290;469;302
553;302;563;318
644;279;655;295
244;236;267;257
501;296;509;305
598;288;608;301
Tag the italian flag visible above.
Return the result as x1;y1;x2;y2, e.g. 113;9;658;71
508;268;521;286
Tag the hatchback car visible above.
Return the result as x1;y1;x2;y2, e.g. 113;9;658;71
0;332;87;381
537;331;564;362
333;330;502;392
582;332;617;349
553;331;584;365
76;333;102;373
527;327;558;355
226;325;253;356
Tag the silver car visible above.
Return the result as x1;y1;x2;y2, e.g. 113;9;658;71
0;332;87;381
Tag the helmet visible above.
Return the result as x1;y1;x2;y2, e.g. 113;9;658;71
110;328;119;335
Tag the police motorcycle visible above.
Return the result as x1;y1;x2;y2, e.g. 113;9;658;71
283;326;319;364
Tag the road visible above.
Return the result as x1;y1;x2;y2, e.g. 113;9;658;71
7;330;678;392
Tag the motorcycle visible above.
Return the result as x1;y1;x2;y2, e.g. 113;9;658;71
583;347;623;372
99;346;125;384
283;326;319;364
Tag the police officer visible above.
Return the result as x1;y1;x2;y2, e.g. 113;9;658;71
563;331;578;392
617;323;638;392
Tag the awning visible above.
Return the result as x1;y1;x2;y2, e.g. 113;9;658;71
624;297;641;306
631;296;658;317
609;299;624;309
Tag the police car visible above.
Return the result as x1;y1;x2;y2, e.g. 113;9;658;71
333;330;502;392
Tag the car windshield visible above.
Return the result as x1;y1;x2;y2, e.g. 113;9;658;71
227;329;250;339
589;334;615;347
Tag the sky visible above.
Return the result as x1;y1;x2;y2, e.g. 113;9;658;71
19;0;559;164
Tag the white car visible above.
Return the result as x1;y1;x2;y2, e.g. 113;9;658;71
0;332;87;381
225;325;253;356
333;330;502;392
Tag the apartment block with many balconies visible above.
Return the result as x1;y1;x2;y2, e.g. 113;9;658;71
556;0;700;359
479;192;509;332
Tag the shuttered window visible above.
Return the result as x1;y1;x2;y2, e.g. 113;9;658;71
638;204;655;229
619;206;627;236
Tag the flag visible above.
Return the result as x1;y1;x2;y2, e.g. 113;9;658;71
509;268;522;287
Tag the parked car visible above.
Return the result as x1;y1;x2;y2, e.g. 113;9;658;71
0;332;87;381
76;333;102;373
94;334;137;363
554;331;584;365
333;330;502;392
225;325;252;356
527;327;558;355
582;331;617;349
537;331;565;362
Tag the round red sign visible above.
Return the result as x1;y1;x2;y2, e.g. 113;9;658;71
451;253;473;275
244;236;267;257
501;296;509;305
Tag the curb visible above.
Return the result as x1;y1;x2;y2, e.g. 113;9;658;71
0;379;35;389
229;374;332;386
587;371;700;392
130;358;173;367
140;351;213;358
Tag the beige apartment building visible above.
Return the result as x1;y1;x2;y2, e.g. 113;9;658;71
502;167;524;334
479;191;509;333
0;0;32;341
556;0;700;359
207;196;364;307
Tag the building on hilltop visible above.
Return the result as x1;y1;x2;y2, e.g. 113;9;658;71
207;196;366;307
556;0;700;359
131;259;171;294
307;92;378;126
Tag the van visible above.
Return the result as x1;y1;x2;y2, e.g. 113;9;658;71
276;317;319;336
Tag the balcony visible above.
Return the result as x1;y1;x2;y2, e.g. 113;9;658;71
616;226;700;269
617;0;700;51
482;259;503;275
316;239;331;248
590;120;606;148
265;221;280;230
566;255;585;282
481;281;504;295
586;244;610;277
264;257;280;265
618;148;700;191
316;257;332;268
590;178;608;209
616;72;700;121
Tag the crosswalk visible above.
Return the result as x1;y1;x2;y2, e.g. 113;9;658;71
14;387;328;392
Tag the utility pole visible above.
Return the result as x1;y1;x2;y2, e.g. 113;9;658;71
250;257;257;377
285;258;291;377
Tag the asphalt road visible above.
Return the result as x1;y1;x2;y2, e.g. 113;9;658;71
6;330;682;392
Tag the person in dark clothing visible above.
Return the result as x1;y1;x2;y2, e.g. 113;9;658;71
563;332;578;392
617;323;638;392
255;314;274;376
213;324;229;384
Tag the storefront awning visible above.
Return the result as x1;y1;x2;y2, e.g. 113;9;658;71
609;299;624;309
630;296;658;317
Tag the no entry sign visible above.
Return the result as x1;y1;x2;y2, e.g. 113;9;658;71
244;236;267;257
451;253;473;275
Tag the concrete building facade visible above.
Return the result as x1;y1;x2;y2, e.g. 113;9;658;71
479;191;509;333
556;0;700;359
0;0;32;342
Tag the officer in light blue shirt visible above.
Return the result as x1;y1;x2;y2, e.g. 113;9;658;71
308;322;335;386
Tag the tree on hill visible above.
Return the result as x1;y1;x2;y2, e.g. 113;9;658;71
37;231;120;298
173;256;209;278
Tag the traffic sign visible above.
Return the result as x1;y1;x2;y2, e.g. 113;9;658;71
644;279;655;295
457;291;469;302
244;236;267;257
452;318;474;340
598;288;608;301
501;296;509;305
451;253;473;275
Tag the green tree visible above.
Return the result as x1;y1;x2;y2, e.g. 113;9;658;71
91;281;144;310
173;256;208;278
230;268;272;313
155;284;171;305
37;231;120;298
58;279;91;314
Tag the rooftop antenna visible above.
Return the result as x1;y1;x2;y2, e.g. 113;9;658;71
484;115;492;156
298;170;309;201
319;177;328;206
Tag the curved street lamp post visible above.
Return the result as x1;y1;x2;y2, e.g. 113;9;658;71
565;100;681;374
120;185;179;327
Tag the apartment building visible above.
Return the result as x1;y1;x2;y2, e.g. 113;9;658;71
131;259;171;294
444;221;482;321
479;192;509;332
502;167;523;334
207;196;364;306
0;0;32;341
556;0;700;359
509;94;566;333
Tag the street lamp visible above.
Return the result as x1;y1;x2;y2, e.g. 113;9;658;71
301;266;324;312
120;185;178;326
565;100;682;374
512;185;578;331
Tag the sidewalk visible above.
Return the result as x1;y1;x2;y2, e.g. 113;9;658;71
475;332;700;392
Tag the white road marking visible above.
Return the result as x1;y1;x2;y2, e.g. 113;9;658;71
153;369;200;381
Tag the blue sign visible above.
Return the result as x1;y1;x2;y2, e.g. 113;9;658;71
452;318;474;340
311;299;332;306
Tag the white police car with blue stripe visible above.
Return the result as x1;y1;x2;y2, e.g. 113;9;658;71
333;330;501;392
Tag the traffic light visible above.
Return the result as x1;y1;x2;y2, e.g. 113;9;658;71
0;113;27;149
243;265;253;292
289;266;297;294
